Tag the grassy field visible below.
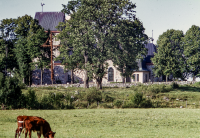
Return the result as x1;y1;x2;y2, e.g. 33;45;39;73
1;109;200;138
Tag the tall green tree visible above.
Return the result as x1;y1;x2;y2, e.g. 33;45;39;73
14;15;49;85
183;25;200;80
0;19;17;75
61;0;148;89
152;29;184;82
56;19;85;84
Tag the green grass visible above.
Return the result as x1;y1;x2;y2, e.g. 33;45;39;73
2;109;200;138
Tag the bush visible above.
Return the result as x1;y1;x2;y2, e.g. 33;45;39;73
89;103;98;109
140;99;153;108
114;100;123;108
131;92;153;108
122;101;134;108
105;95;115;102
39;94;54;109
131;84;147;92
147;84;172;94
19;83;27;89
39;92;65;109
131;92;144;105
101;103;114;108
74;100;88;109
86;88;102;104
37;86;55;90
25;88;39;109
0;74;22;109
171;82;179;89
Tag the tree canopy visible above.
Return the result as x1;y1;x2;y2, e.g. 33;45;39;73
183;25;200;80
152;29;184;81
59;0;148;89
0;15;49;85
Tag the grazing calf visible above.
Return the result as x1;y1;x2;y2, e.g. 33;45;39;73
15;115;29;138
15;116;56;138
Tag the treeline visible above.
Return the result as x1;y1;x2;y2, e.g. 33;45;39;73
0;15;51;86
152;26;200;81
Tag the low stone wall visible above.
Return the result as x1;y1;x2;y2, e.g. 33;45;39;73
30;81;197;88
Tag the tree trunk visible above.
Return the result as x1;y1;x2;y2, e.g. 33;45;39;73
84;52;89;88
84;70;89;88
193;76;195;81
41;68;43;85
96;78;102;89
71;69;74;84
166;75;168;82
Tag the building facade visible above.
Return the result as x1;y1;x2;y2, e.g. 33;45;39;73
32;12;162;85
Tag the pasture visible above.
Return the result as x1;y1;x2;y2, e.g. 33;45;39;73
1;109;200;138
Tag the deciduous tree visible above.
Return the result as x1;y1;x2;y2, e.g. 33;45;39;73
60;0;148;89
0;18;17;76
152;29;184;82
183;25;200;80
14;15;49;85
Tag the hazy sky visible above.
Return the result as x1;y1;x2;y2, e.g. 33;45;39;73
0;0;200;44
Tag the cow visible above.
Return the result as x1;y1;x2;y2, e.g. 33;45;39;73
15;115;56;138
15;115;28;138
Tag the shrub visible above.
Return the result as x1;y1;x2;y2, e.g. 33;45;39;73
50;92;65;108
114;100;123;108
193;81;200;86
0;74;22;109
38;86;55;90
140;99;153;108
131;92;153;108
105;95;115;102
147;84;172;94
39;92;65;109
40;95;54;109
74;100;88;109
122;101;134;108
101;103;114;108
89;103;98;109
18;83;27;89
131;92;144;105
25;88;39;109
131;84;147;92
171;82;179;89
86;88;102;104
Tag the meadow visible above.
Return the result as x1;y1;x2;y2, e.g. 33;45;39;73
2;83;200;137
1;109;200;138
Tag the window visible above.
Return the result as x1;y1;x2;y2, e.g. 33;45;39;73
137;74;139;81
108;67;114;81
126;76;131;82
133;74;135;81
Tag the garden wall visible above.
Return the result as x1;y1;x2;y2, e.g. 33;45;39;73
31;81;196;88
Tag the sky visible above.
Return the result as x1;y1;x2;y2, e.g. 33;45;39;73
0;0;200;44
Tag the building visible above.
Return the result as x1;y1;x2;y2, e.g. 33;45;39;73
32;12;160;85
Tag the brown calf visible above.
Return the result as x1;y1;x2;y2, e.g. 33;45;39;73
15;116;56;138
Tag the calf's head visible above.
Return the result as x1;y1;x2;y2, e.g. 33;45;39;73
45;131;56;138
